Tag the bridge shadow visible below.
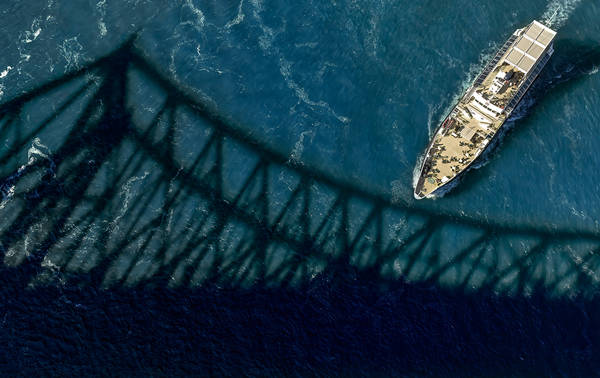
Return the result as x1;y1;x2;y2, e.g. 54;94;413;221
0;36;600;375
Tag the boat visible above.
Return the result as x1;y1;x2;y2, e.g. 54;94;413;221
414;20;556;199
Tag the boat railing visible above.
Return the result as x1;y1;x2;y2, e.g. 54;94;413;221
504;51;551;113
473;34;517;88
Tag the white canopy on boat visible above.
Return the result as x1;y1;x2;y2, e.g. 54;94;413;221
504;20;556;74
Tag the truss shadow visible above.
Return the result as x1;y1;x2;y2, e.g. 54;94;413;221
0;37;599;300
1;35;600;376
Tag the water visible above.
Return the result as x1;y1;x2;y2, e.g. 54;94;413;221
1;0;600;375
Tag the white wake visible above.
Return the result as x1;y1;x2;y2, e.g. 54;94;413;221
540;0;582;29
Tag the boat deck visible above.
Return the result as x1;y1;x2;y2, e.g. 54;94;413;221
419;112;505;191
414;20;557;199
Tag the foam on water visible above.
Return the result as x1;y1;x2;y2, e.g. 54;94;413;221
289;130;314;164
22;17;43;44
0;66;12;79
182;0;207;31
0;65;11;97
224;0;245;29
278;58;350;124
27;137;51;163
0;138;53;210
111;171;150;231
96;0;108;37
426;104;437;138
250;0;350;125
58;37;85;72
411;152;424;191
0;3;56;96
390;179;406;203
540;0;582;29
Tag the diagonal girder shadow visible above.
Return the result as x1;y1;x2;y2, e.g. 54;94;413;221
0;36;599;300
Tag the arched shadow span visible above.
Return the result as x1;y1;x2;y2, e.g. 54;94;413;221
0;37;598;299
0;36;600;377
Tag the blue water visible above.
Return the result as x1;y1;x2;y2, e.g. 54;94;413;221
1;0;600;375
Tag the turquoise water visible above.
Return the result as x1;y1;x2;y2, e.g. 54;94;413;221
1;0;600;374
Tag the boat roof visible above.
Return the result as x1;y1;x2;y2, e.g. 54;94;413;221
504;20;556;74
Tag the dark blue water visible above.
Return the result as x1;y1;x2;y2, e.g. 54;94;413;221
1;0;600;375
